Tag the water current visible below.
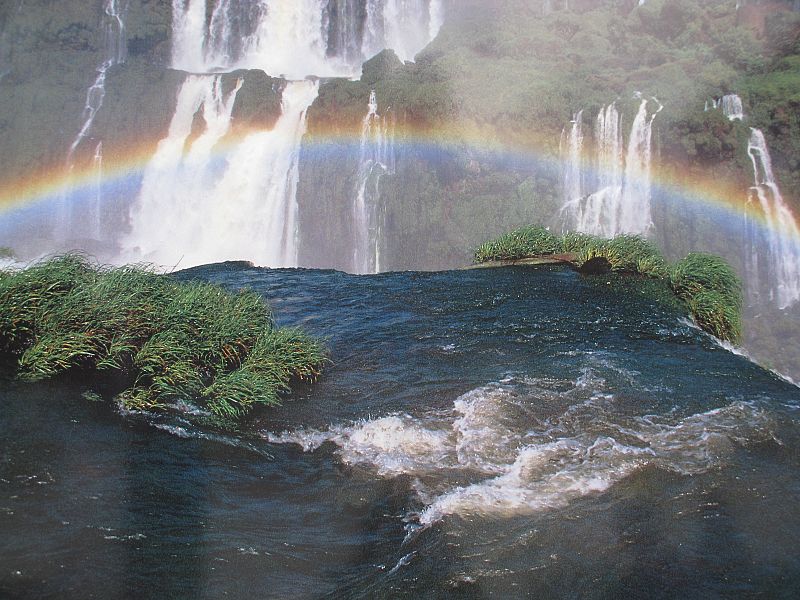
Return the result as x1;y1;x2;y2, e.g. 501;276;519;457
1;264;799;598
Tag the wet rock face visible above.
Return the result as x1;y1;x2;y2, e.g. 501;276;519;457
0;0;173;184
228;71;285;135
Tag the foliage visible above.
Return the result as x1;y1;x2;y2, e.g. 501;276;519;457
683;289;742;344
0;255;326;423
605;235;669;276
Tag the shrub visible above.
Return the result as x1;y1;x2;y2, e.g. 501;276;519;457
670;252;743;305
684;289;743;343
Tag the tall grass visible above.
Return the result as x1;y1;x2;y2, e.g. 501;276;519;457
474;227;742;342
473;225;563;262
0;255;325;423
670;253;743;342
574;235;669;278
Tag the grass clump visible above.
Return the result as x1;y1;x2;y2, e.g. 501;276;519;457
0;255;325;423
560;231;599;254
670;252;743;342
571;235;668;277
474;227;742;343
473;225;562;262
606;235;669;277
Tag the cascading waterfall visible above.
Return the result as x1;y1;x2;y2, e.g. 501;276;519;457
705;93;744;121
327;0;365;67
125;0;443;268
123;75;243;264
560;97;661;237
90;142;104;241
69;0;127;157
124;76;322;267
699;93;800;309
559;110;584;225
377;0;442;62
746;128;800;308
172;0;442;76
353;90;395;274
722;94;744;121
59;0;127;242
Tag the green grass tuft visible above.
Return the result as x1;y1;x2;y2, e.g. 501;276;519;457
670;252;743;343
0;256;326;424
560;231;600;254
473;225;562;262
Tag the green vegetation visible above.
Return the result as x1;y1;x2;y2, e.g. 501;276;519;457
575;235;670;278
0;255;325;424
473;225;562;262
473;228;666;275
474;226;742;342
670;252;743;342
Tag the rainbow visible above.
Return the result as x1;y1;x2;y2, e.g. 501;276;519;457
0;119;796;247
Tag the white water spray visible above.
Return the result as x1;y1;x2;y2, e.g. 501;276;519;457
171;0;443;76
353;90;395;274
266;373;775;526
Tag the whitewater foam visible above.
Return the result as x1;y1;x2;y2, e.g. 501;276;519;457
266;372;776;526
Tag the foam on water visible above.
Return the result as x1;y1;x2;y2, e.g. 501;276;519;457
268;414;451;476
266;369;776;526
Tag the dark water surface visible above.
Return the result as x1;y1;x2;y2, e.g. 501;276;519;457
2;265;799;599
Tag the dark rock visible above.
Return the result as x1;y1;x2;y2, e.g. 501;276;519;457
579;257;613;275
360;49;404;84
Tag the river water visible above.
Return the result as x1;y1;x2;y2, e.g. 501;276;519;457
1;264;799;598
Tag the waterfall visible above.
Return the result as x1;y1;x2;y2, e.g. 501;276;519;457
124;77;320;267
696;94;799;308
560;97;661;238
124;0;443;268
746;128;800;308
90;142;104;241
172;0;444;76
353;90;395;274
706;94;744;121
378;0;442;62
123;75;244;265
559;110;584;227
363;0;443;62
721;94;744;121
59;0;127;242
618;96;661;233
